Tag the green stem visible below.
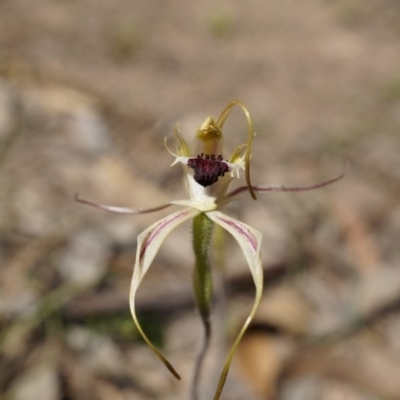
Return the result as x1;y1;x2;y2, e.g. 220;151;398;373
191;213;214;400
192;213;214;319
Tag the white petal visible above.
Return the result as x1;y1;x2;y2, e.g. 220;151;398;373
206;210;263;398
207;211;262;281
129;208;199;379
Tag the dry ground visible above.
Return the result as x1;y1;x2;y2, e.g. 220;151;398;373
0;0;400;399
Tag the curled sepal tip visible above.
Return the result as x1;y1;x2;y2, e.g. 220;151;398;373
207;211;263;400
129;208;200;380
216;100;257;200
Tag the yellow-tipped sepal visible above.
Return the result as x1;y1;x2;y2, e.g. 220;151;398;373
129;208;200;379
207;211;263;400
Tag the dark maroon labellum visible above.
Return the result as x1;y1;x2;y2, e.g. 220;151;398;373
187;153;230;187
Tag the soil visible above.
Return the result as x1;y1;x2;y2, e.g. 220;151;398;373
0;1;399;399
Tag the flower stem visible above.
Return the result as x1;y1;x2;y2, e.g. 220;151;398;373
192;213;214;320
191;314;211;400
191;213;214;400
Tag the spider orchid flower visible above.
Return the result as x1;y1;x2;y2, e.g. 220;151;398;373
76;100;346;400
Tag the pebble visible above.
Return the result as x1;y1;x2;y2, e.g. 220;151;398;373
10;362;60;400
56;229;110;285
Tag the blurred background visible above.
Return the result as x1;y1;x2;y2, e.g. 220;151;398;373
0;0;400;399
